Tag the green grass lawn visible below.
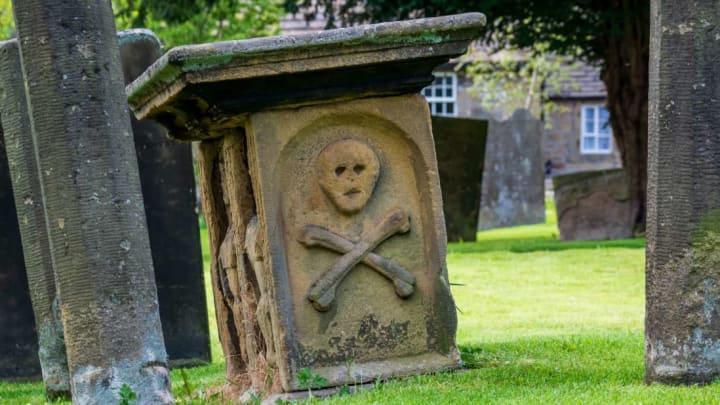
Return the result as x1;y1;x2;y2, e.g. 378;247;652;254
3;202;720;404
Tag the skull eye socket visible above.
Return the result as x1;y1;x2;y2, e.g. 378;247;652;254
335;166;346;176
353;164;365;174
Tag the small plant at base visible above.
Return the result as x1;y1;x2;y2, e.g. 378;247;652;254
297;367;328;397
118;384;137;405
179;369;194;398
247;391;261;405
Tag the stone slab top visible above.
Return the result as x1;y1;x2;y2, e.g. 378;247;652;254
126;13;485;141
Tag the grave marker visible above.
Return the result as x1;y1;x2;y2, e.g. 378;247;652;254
646;0;720;384
478;109;545;230
12;1;172;401
0;124;39;382
431;116;487;242
0;39;70;397
553;169;633;241
0;30;210;390
118;30;211;368
128;13;484;396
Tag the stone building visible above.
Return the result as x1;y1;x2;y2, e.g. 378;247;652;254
424;62;622;177
542;64;622;175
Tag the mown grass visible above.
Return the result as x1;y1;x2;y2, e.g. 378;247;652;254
4;201;720;404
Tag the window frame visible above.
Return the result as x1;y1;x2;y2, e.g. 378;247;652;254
580;104;613;155
422;72;458;117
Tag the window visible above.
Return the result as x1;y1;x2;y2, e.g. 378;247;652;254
581;105;612;154
422;72;457;117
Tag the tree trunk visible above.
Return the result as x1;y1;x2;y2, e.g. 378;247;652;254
600;0;650;234
11;1;173;402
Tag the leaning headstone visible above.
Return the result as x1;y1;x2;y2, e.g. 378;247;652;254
552;169;633;241
646;0;720;384
0;39;70;397
431;116;488;242
0;126;39;382
118;30;211;368
128;13;484;398
13;1;172;402
478;109;545;230
0;30;210;386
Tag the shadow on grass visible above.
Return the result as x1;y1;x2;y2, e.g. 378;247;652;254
449;237;645;255
334;333;651;405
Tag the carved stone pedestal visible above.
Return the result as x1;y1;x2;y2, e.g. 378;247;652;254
128;13;484;395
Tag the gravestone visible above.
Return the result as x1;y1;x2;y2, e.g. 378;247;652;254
478;109;545;230
0;130;39;381
0;39;69;397
431;116;487;242
12;1;172;402
128;13;484;397
552;169;633;241
118;30;211;368
0;30;210;387
646;0;720;384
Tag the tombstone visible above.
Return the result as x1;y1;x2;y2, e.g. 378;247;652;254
0;39;69;397
478;109;545;230
0;131;39;381
646;0;720;384
11;0;171;399
431;116;488;242
0;29;211;384
552;169;633;241
118;30;211;368
127;13;485;398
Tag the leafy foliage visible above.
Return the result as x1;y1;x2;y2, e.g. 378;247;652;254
113;0;283;49
297;367;329;397
0;0;12;39
118;384;137;405
462;46;579;120
0;1;283;48
283;0;647;64
282;0;646;118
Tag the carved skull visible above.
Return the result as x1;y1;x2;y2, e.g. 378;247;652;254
317;139;380;216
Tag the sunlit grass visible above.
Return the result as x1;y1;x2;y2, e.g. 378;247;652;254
6;202;720;404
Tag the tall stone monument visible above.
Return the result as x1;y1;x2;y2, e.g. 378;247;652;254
0;123;40;382
431;116;487;242
128;14;484;397
646;0;720;384
478;109;545;230
118;30;211;368
0;39;69;397
11;1;172;402
0;30;210;391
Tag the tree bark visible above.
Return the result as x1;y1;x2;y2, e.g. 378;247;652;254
600;0;650;234
11;1;173;402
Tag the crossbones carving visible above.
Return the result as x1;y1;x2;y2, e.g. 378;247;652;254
299;207;415;312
